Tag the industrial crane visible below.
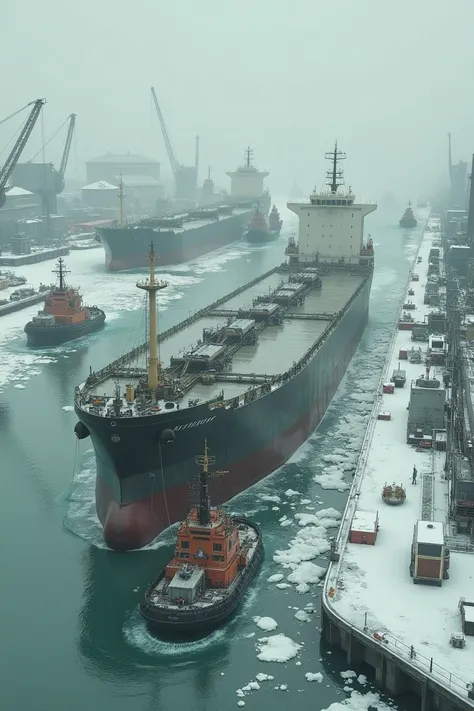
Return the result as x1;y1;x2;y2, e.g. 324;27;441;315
12;111;77;215
0;98;45;208
55;113;76;194
150;86;198;202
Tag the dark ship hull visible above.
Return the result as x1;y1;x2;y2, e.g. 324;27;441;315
25;308;106;347
75;274;371;551
140;518;263;636
399;217;417;228
245;229;279;243
98;196;271;271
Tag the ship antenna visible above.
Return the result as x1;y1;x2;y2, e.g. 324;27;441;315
325;141;346;194
118;174;125;228
246;145;253;169
194;439;229;526
53;257;70;290
136;242;168;390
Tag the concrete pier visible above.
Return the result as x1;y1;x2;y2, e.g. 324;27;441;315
321;600;473;710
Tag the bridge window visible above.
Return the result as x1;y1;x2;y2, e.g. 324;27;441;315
213;543;222;552
212;555;225;562
181;540;189;549
179;552;190;558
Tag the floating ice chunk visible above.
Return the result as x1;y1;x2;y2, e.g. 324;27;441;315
340;670;357;679
276;583;291;589
14;384;26;389
256;634;301;662
255;673;274;682
285;489;300;497
287;561;326;585
280;519;292;527
300;498;311;504
271;506;280;511
253;616;278;631
294;610;310;622
295;582;310;594
237;701;245;707
357;674;368;685
268;574;284;583
62;405;74;412
305;672;323;682
260;494;281;503
278;684;288;691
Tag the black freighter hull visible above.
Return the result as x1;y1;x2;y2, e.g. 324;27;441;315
75;273;371;551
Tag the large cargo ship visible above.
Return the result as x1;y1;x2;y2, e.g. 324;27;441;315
73;144;377;551
97;149;271;271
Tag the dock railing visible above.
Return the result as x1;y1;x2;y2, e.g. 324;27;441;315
323;219;473;701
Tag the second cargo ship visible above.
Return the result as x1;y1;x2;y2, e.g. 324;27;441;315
97;149;271;271
74;144;377;551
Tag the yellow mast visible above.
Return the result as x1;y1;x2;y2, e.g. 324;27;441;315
118;174;125;228
136;242;168;390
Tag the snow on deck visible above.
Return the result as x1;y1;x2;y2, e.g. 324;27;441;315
325;216;474;699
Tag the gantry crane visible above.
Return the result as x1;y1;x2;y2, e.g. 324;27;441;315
12;111;76;215
150;86;198;202
0;98;45;208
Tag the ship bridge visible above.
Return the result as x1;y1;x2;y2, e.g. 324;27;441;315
287;143;377;266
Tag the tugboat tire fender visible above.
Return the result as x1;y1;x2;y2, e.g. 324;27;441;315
74;421;90;439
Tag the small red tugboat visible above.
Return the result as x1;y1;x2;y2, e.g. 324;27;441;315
24;258;105;347
140;439;263;636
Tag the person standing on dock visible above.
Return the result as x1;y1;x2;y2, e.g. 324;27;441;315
412;466;417;485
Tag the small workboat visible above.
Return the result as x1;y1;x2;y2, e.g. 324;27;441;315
382;483;406;506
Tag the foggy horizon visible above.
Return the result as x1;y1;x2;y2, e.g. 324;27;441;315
2;0;474;202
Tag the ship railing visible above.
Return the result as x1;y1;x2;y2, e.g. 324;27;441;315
322;605;472;700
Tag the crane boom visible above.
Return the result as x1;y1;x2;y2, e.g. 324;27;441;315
0;98;45;208
150;87;180;176
59;113;76;179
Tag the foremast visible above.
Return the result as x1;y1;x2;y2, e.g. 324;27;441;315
136;243;168;390
118;175;125;228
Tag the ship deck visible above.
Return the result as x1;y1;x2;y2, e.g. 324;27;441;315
77;267;365;418
324;217;474;700
127;206;253;235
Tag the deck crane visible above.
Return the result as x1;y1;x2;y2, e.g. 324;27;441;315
150;86;197;202
12;111;77;215
0;98;45;208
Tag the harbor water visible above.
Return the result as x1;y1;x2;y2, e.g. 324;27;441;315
0;201;425;711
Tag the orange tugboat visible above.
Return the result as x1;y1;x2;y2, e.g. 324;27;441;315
140;439;263;636
24;258;105;347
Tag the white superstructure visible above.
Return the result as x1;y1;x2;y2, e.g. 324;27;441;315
287;144;376;265
226;147;269;199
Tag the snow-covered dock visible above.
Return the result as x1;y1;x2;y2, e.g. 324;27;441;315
322;215;474;710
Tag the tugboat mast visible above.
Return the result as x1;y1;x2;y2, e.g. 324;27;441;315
52;258;69;290
325;141;347;194
194;439;228;526
136;243;168;390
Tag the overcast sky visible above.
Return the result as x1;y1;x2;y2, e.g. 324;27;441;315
2;0;474;201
